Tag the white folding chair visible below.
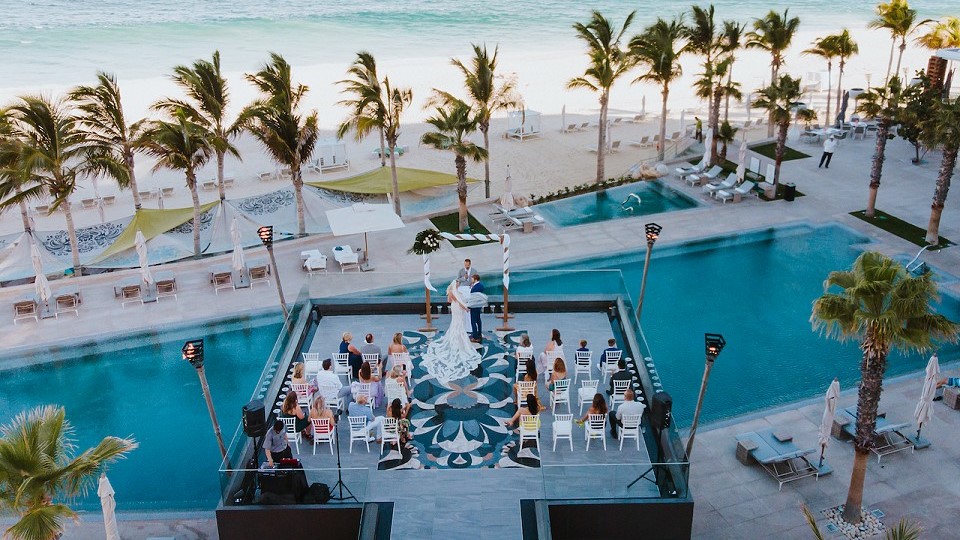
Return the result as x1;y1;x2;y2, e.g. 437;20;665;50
553;414;574;451
362;353;380;370
602;350;622;383
369;361;382;380
391;352;412;385
519;415;541;448
381;417;400;453
356;382;374;410
348;416;369;453
517;381;537;403
291;383;311;408
333;353;351;382
302;351;320;362
551;379;571;414
610;379;630;409
304;358;321;381
281;416;301;454
317;384;341;413
385;378;407;405
578;380;599;414
585;414;607;451
544;349;563;380
516;350;532;381
619;414;643;451
311;418;335;455
574;350;592;383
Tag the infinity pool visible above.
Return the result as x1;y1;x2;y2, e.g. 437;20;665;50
0;315;282;511
535;180;699;227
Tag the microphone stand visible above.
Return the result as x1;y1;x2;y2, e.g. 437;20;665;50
328;409;357;502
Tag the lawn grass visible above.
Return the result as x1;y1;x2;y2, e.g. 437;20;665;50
750;142;810;161
429;211;492;248
849;209;954;249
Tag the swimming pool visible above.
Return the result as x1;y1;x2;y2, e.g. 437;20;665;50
0;315;282;511
534;180;699;227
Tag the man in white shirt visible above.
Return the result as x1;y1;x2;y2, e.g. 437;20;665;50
819;135;838;169
609;388;646;439
315;358;351;406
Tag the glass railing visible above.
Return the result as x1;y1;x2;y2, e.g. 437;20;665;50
541;462;689;501
218;464;370;506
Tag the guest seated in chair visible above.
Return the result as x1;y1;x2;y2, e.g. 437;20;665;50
608;388;645;439
387;332;408;371
505;393;545;429
360;333;382;365
606;358;631;396
547;358;567;391
347;395;383;443
352;361;384;405
576;339;589;357
599;338;619;371
513;358;538;402
280;391;311;438
578;393;608;425
314;358;353;406
387;398;413;446
387;365;413;399
309;395;336;428
516;334;534;359
340;332;364;379
291;362;308;385
538;328;563;375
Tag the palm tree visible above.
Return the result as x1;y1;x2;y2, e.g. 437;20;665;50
244;53;320;235
568;10;636;184
751;74;802;187
0;405;137;540
803;504;923;540
831;30;860;125
869;0;929;83
811;252;958;524
694;57;740;164
856;77;905;218
720;20;746;123
337;51;387;168
69;72;144;211
381;78;413;217
156;51;242;201
5;96;90;273
747;9;801;136
715;120;739;162
631;17;687;162
686;5;720;123
420;98;487;232
0;113;34;234
448;44;519;199
803;37;839;134
138;111;212;256
919;95;960;245
916;16;960;49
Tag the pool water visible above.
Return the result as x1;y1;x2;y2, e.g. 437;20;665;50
0;316;282;511
534;180;699;227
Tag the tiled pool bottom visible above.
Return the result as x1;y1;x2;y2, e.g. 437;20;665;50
535;180;699;227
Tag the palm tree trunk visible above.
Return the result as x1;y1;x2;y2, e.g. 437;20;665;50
62;199;81;274
710;88;722;164
925;145;956;244
15;185;31;233
658;84;669;161
724;65;734;124
836;61;846;124
842;328;887;524
455;155;468;232
885;37;896;83
292;164;306;236
378;128;387;167
389;141;401;217
188;172;202;257
126;149;142;210
768;63;777;137
825;64;833;134
216;149;226;201
865;119;890;218
481;123;491;199
895;40;907;80
596;92;608;184
773;121;788;186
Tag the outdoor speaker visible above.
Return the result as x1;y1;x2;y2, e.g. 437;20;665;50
651;391;673;434
242;400;267;437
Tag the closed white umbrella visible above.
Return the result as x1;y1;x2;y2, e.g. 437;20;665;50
641;95;646;117
818;378;840;469
30;241;52;303
230;217;245;273
697;128;713;169
679;109;686;136
561;104;566;132
97;473;120;540
135;230;153;286
913;354;940;443
735;138;748;182
499;165;516;210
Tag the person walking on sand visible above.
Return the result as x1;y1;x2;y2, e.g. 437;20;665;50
694;117;703;143
819;135;838;169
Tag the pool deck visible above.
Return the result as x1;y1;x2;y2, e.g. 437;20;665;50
4;134;960;538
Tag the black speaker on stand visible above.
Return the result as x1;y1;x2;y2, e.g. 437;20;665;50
628;391;673;491
234;400;268;505
242;400;267;438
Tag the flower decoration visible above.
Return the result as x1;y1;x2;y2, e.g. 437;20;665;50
409;228;444;255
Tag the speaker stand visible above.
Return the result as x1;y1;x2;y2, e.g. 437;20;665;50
329;413;357;503
627;465;658;489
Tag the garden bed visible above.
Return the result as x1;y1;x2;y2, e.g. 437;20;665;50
850;209;954;249
429;211;492;248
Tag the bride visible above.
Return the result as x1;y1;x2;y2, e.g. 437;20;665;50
420;280;483;382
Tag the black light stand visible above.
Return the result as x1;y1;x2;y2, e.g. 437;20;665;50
328;409;357;502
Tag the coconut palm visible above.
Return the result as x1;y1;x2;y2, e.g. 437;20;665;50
811;251;958;524
337;51;387;168
380;78;413;217
0;113;34;234
747;9;801;136
803;504;922;540
244;53;320;235
831;30;860;124
856;77;905;218
137;110;212;256
694;57;740;164
685;5;721;122
4;96;91;273
155;51;243;201
447;44;519;199
869;0;929;83
919;95;960;245
916;16;960;49
69;72;144;211
420;98;487;232
631;17;687;162
720;20;746;123
0;405;137;540
751;74;802;187
568;10;636;184
803;37;839;134
715;120;739;162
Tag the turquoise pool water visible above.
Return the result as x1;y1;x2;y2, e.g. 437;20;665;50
535;181;699;227
0;316;282;511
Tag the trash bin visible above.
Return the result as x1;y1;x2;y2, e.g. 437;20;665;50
784;182;797;202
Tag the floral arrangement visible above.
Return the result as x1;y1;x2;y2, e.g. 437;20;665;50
409;228;444;255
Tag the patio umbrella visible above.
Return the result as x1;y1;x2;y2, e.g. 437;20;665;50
230;216;245;274
679;109;686;136
914;354;940;442
817;378;840;468
30;241;52;304
561;104;566;131
696;128;713;169
641;95;646;117
325;203;405;266
97;473;121;540
92;176;106;223
735;138;748;182
135;230;153;286
499;165;516;210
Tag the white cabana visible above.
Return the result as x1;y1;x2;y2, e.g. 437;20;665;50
315;138;349;172
507;109;541;141
325;203;405;271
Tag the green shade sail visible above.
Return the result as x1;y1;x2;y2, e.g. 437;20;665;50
307;166;477;194
94;202;219;261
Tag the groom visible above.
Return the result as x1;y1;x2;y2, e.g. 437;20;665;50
469;274;484;343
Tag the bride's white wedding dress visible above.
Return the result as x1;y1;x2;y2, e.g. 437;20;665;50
420;281;483;382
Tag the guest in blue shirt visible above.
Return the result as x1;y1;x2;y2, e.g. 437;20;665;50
340;332;364;380
347;395;384;442
599;338;620;371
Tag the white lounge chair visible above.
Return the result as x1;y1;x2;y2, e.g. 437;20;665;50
717;181;757;204
675;162;705;179
630;136;650;148
703;173;738;196
333;245;360;272
303;255;328;274
686;165;723;186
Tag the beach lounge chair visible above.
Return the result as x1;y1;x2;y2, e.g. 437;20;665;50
630;136;650;148
258;171;275;182
138;189;156;200
81;198;97;209
609;118;623;128
735;428;819;490
686;165;722;186
156;276;177;302
101;195;116;205
13;299;38;324
563;123;578;133
489;204;534;225
34;204;50;215
503;214;545;233
304;254;328;274
333;245;360;272
630;113;647;123
55;294;79;317
212;273;233;294
120;285;143;308
161;187;175;197
716;181;757;204
223;177;235;188
675;162;705;179
249;262;271;287
201;181;216;191
578;122;590;130
609;140;621;153
703;173;738;196
835;407;914;462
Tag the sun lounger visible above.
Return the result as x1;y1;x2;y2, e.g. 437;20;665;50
201;180;216;191
155;272;177;302
735;428;819;490
303;251;328;274
102;195;116;205
609;140;621;152
34;204;50;215
675;162;705;179
120;285;143;308
686;165;722;186
489;204;534;225
630;136;650;148
248;260;271;286
333;245;360;272
503;213;545;233
716;181;757;203
223;177;235;188
578;122;590;130
138;189;156;200
161;187;175;197
258;171;276;182
563;123;578;133
630;113;648;123
13;299;39;324
703;173;738;196
81;198;97;209
55;294;79;317
836;407;914;463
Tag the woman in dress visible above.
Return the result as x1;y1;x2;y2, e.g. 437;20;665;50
538;328;563;376
578;393;608;425
387;398;413;445
505;393;545;428
291;362;308;385
513;358;538;402
280;390;311;437
387;332;408;373
547;357;567;391
340;332;364;380
420;280;482;382
309;395;336;426
352;361;384;406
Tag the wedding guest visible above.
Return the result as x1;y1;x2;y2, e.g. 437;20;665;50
291;362;308;385
314;358;352;406
280;390;311;438
360;333;382;367
514;358;538;402
578;393;608;424
538;328;563;375
609;388;645;439
607;358;632;396
347;395;383;442
387;398;413;445
352;361;384;406
599;338;620;371
340;332;363;379
309;395;336;427
387;332;408;372
547;357;567;391
506;393;545;428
